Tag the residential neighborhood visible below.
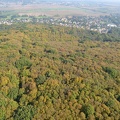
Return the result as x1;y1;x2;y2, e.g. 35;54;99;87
0;14;120;33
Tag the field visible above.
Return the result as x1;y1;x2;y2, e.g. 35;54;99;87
1;3;120;17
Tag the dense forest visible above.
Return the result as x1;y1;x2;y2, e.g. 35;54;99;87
0;23;120;120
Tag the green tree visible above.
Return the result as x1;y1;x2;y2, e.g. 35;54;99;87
14;105;35;120
8;87;18;100
82;104;95;117
15;57;32;70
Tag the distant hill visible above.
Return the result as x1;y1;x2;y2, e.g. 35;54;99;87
0;0;35;4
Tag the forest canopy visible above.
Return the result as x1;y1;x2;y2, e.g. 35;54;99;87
0;23;120;120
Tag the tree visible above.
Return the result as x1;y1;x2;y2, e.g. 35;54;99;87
8;87;18;99
82;104;95;117
14;105;35;120
15;57;32;70
35;75;46;85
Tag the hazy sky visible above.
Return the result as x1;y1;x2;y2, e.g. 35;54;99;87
2;0;120;3
58;0;120;3
85;0;120;2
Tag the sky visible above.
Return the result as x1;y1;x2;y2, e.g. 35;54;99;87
85;0;120;2
67;0;120;3
2;0;120;3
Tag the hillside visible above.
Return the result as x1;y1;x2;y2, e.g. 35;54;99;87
0;23;120;120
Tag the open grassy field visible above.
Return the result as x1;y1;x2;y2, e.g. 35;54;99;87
0;2;120;19
1;3;119;17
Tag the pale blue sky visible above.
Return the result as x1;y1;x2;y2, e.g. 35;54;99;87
85;0;120;2
72;0;120;2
